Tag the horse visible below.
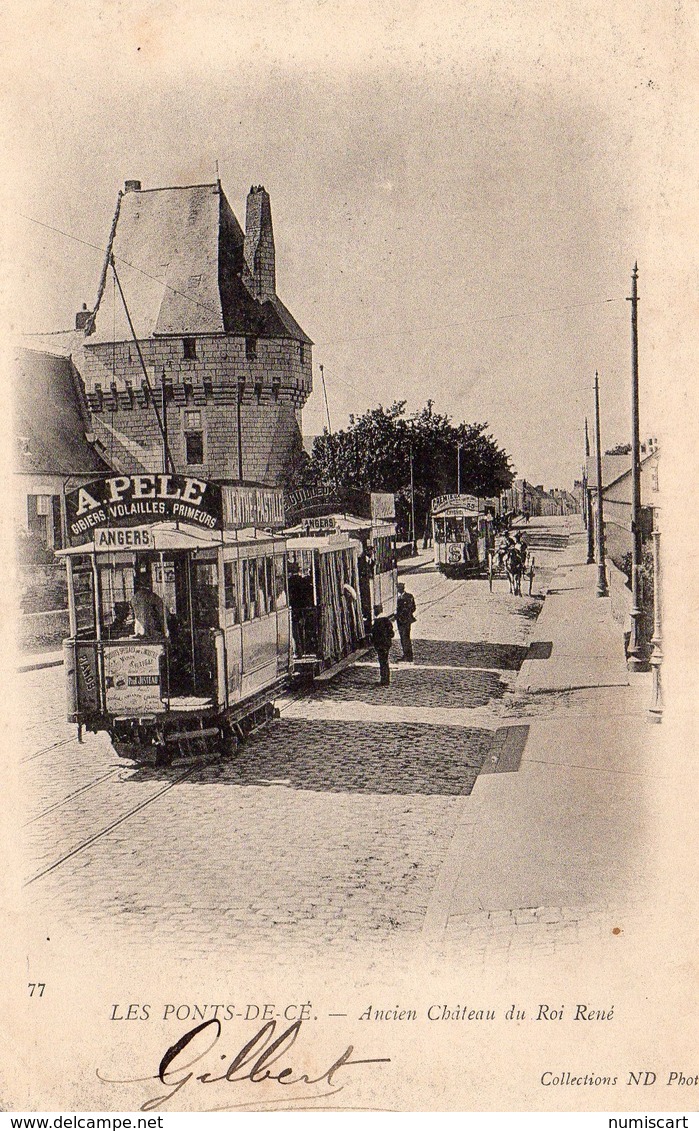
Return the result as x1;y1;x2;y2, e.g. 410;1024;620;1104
504;545;526;596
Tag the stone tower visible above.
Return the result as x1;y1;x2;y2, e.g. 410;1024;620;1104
72;179;312;485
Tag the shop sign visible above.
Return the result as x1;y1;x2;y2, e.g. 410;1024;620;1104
93;526;154;550
370;492;396;520
432;493;479;513
104;644;163;713
66;475;223;544
222;485;285;529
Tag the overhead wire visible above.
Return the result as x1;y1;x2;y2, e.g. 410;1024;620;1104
19;209;622;350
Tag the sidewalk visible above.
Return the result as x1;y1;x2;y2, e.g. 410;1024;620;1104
17;647;64;673
430;529;662;961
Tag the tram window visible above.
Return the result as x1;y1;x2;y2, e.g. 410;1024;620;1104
374;535;391;574
256;558;269;616
265;556;276;612
246;559;258;618
99;563;137;635
274;555;288;607
434;518;445;544
224;560;240;623
72;559;95;635
373;538;381;573
240;560;251;621
192;560;219;627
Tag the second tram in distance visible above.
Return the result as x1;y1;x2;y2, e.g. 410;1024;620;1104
431;493;498;579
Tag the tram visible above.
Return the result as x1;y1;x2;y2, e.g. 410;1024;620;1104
58;475;292;763
431;493;496;578
286;532;369;681
284;489;399;626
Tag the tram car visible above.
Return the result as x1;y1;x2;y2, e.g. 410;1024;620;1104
285;532;369;681
57;475;291;763
284;489;398;626
431;493;496;579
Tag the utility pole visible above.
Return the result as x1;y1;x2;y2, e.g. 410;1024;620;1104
409;440;417;556
457;442;462;494
111;257;174;473
161;371;169;475
319;364;333;434
319;364;338;492
594;371;609;597
585;417;595;564
236;375;245;481
627;263;645;669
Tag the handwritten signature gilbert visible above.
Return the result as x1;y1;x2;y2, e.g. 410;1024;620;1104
98;1017;391;1111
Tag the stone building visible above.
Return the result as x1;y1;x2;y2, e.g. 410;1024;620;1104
13;346;115;649
14;347;112;552
586;445;660;563
74;179;313;484
500;478;580;518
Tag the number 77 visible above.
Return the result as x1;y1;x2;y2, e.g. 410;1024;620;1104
28;983;45;997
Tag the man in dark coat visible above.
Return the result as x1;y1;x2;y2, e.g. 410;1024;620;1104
370;603;394;686
395;581;416;661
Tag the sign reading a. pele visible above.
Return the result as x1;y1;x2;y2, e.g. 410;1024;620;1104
66;474;223;545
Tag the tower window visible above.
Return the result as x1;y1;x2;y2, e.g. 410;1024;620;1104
183;338;197;360
184;410;204;465
185;430;204;465
299;342;305;365
245;336;257;360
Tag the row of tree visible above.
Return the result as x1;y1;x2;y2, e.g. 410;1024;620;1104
288;400;515;541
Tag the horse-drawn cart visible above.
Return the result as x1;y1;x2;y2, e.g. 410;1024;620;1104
487;544;535;595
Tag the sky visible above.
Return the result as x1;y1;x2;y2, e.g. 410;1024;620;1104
1;0;689;490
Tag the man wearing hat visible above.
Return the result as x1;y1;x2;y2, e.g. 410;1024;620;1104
370;603;394;686
395;581;417;662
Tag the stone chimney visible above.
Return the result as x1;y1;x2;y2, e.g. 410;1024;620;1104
244;185;275;301
75;302;91;330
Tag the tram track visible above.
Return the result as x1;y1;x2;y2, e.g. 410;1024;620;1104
22;580;502;888
21;734;78;764
24;762;201;887
24;766;124;826
24;686;311;886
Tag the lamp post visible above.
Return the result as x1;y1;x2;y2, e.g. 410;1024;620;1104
648;516;663;721
594;371;609;597
457;441;462;494
627;263;645;669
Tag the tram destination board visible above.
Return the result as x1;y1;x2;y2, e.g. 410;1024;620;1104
65;474;224;544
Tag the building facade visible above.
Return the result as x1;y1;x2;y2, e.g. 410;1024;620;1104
73;179;313;485
14;347;113;552
501;478;580;518
587;446;660;563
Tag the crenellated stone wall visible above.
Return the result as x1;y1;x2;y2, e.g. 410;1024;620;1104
75;333;312;483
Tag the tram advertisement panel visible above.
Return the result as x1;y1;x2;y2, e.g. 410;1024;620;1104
65;474;224;545
104;644;163;713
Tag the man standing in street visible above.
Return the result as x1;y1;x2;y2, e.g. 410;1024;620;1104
395;581;416;662
371;603;394;686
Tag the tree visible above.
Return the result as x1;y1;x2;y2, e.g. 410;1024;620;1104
293;401;514;539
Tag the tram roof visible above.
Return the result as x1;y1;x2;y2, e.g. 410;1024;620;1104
56;521;285;556
284;532;363;551
285;513;395;535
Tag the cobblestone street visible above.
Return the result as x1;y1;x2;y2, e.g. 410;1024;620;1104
20;530;659;968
